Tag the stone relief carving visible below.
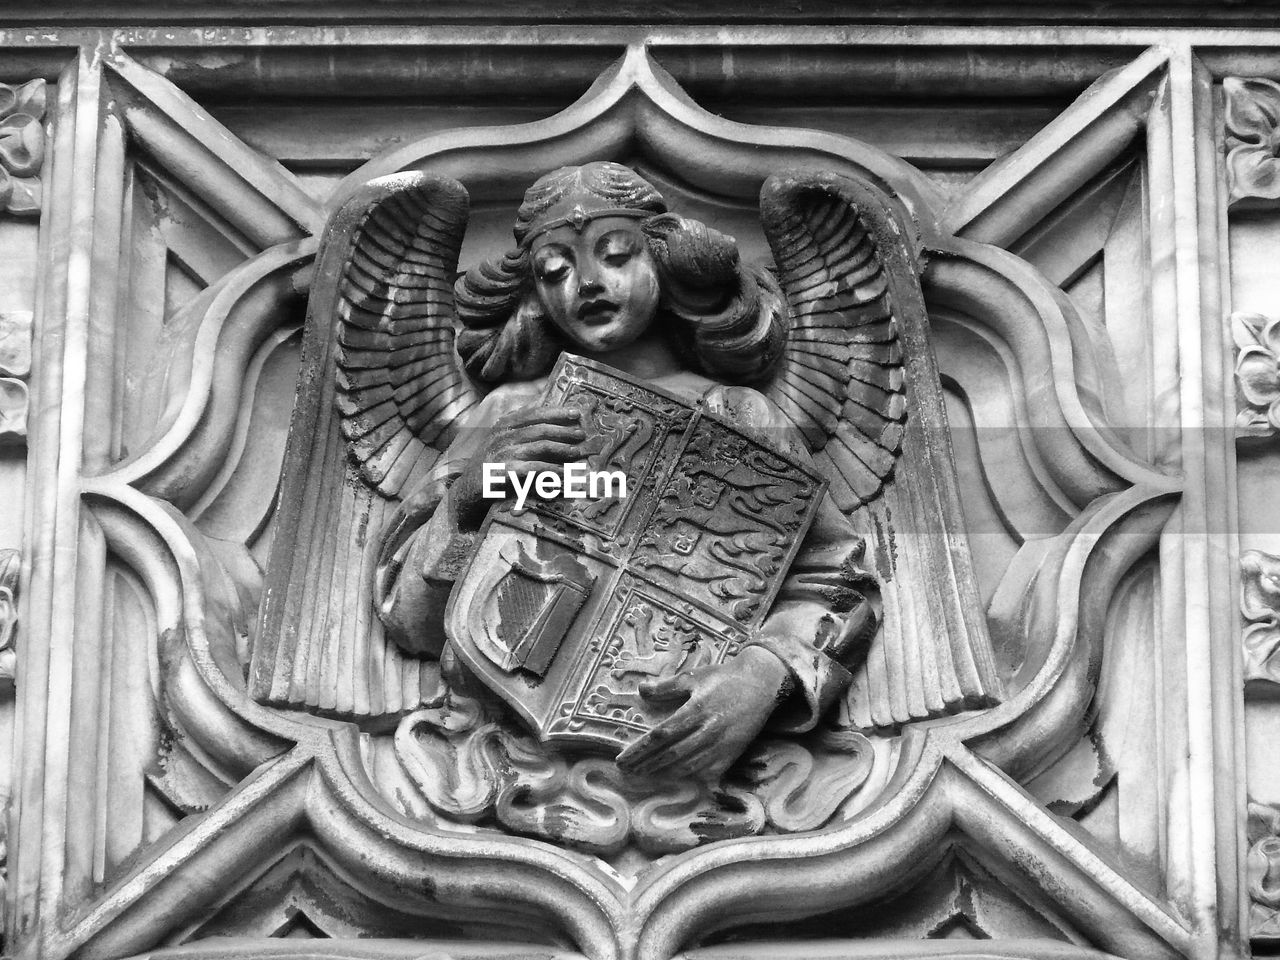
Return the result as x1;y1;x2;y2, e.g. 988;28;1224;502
62;47;1187;960
1234;311;1280;439
251;161;1002;855
1243;549;1280;685
1225;76;1280;206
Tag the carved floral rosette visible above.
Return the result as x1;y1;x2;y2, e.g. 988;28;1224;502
0;79;41;445
0;80;44;217
1249;801;1280;938
1226;76;1280;206
1233;311;1280;439
1243;549;1280;685
64;46;1184;960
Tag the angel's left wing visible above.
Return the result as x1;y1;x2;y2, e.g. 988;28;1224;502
759;171;909;514
759;171;1002;730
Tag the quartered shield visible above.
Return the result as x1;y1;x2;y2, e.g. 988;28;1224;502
446;354;827;755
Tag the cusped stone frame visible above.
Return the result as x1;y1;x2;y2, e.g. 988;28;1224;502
79;47;1184;960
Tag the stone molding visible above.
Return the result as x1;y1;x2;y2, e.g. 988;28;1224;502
0;1;1277;25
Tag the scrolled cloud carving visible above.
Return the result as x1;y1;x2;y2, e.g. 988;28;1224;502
1225;77;1280;206
0;80;44;217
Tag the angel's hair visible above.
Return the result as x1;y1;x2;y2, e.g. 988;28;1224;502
453;162;782;384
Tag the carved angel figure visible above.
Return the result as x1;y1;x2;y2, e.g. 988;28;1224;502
253;161;1000;855
376;162;887;780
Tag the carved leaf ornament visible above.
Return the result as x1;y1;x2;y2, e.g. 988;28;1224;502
0;80;44;216
1225;77;1280;204
1243;549;1280;684
1249;801;1280;935
78;46;1182;960
0;549;18;692
1234;311;1280;437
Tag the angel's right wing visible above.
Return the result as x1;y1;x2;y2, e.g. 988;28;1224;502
251;174;479;723
333;174;480;497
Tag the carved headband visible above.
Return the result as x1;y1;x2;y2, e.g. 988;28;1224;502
521;204;652;247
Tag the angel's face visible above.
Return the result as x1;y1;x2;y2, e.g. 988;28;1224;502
530;218;660;355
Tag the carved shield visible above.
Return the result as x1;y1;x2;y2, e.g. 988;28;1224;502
446;354;827;754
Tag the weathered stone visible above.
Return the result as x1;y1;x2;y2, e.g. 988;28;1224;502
0;12;1265;960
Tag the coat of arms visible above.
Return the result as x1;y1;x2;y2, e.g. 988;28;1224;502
448;354;827;753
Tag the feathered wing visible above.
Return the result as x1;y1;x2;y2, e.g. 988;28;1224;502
251;174;478;722
760;171;1002;730
332;173;481;497
759;171;908;513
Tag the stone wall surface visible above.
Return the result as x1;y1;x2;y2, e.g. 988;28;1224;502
0;5;1272;960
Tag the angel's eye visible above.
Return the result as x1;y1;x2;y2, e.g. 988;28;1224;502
597;232;638;266
535;255;569;283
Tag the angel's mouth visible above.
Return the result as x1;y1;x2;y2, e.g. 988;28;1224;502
577;300;619;324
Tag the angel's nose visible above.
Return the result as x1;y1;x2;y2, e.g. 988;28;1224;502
577;270;603;296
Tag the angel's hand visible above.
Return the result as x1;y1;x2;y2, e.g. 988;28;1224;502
452;404;587;527
616;646;790;783
642;214;741;315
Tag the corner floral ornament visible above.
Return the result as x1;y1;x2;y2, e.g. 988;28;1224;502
1224;76;1280;206
0;80;44;217
1233;311;1280;438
